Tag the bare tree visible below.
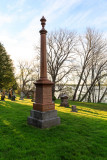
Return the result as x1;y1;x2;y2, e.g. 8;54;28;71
17;60;38;95
72;28;107;102
47;29;77;97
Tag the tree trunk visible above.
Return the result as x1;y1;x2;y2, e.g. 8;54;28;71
98;87;107;103
72;65;85;101
80;76;97;102
78;70;90;101
97;81;101;103
52;83;55;99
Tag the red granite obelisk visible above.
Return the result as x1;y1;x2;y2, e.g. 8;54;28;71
27;16;60;128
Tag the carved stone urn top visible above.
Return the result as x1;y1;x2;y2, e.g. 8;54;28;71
40;16;46;29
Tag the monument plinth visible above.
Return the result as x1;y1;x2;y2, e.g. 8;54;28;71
28;16;60;128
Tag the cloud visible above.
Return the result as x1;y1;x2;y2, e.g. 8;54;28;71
42;0;83;22
12;0;83;64
0;13;13;26
0;0;107;71
0;32;36;69
63;9;92;31
92;15;107;29
7;0;26;11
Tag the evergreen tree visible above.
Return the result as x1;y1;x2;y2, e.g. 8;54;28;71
0;43;17;90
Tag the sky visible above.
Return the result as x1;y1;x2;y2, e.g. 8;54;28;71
0;0;107;68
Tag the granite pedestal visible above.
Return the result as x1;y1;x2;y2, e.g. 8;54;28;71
28;110;60;128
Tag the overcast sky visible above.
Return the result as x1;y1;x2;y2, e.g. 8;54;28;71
0;0;107;67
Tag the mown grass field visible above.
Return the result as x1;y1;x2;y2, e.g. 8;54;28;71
0;97;107;160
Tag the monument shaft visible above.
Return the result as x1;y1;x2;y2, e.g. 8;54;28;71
40;32;47;79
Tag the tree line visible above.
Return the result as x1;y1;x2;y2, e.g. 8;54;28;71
0;43;17;91
0;28;107;103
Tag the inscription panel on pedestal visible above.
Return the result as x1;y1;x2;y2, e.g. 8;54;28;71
36;85;43;103
36;84;53;104
43;85;52;103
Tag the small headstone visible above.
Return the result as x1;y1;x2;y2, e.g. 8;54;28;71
19;92;24;100
32;91;36;102
8;89;13;99
8;92;11;99
1;91;5;101
71;105;77;112
60;94;69;107
27;94;30;99
1;95;5;101
11;95;15;101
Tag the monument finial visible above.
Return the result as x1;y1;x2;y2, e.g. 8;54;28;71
40;16;46;29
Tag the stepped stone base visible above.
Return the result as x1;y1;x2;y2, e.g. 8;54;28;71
27;110;60;129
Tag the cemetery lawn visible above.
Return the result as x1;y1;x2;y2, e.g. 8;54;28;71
0;98;107;160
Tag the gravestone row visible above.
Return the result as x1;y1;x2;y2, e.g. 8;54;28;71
0;90;16;101
0;90;36;102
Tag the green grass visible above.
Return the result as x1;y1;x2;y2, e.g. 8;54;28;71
0;97;107;160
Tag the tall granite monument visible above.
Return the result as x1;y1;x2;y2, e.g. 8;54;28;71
27;16;60;128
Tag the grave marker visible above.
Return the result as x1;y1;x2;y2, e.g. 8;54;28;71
28;16;60;128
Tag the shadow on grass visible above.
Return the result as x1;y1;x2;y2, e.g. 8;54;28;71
55;99;107;115
70;101;107;111
0;99;32;110
55;99;107;112
0;100;107;160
